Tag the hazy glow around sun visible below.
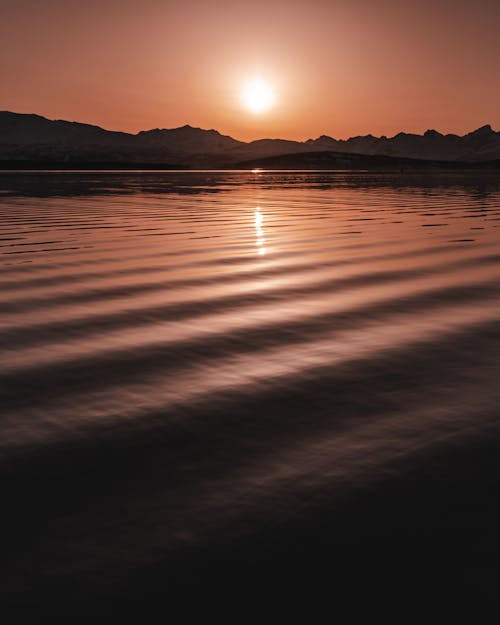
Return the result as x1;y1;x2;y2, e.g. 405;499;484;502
242;78;275;113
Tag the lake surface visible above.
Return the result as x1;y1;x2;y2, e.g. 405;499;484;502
2;171;500;611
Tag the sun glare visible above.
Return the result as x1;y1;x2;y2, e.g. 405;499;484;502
242;78;275;113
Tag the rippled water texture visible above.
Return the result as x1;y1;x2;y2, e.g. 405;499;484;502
2;171;500;610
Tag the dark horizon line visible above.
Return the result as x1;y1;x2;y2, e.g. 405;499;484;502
2;155;500;172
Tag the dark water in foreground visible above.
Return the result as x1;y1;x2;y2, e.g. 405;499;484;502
1;171;500;612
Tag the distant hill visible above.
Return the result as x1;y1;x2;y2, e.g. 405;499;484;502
1;111;500;167
235;150;500;170
304;125;500;162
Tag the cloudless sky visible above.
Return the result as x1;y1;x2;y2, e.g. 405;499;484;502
1;0;499;140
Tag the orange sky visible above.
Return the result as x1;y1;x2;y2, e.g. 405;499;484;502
1;0;499;141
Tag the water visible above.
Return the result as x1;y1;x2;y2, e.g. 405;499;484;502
2;170;500;610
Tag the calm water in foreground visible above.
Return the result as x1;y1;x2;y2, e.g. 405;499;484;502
1;171;500;611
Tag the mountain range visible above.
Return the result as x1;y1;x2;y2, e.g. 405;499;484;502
1;110;500;167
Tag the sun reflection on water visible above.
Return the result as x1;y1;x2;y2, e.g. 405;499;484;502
255;207;266;255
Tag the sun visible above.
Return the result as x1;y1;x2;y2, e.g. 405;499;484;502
242;78;275;114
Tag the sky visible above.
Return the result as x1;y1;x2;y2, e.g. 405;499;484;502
1;0;500;141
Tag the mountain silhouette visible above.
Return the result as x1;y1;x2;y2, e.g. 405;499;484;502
1;111;500;166
137;125;243;156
